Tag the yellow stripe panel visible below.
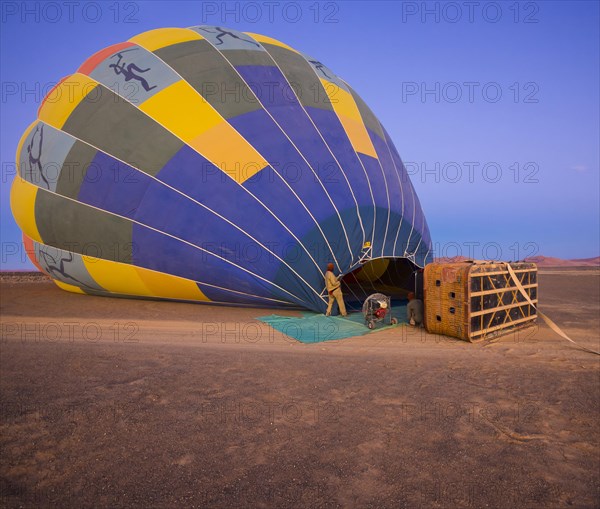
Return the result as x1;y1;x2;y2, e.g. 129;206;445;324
54;280;85;294
321;78;377;158
134;266;210;301
140;80;266;183
16;120;40;176
189;122;267;182
83;257;152;296
245;33;299;53
82;256;209;301
130;27;203;52
140;80;222;142
10;177;42;242
38;73;99;130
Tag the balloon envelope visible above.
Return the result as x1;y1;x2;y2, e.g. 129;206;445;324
11;26;433;311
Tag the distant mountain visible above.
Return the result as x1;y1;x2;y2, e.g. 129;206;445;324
524;256;600;267
433;255;599;266
433;256;470;264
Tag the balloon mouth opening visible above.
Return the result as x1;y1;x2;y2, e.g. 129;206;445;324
340;257;421;302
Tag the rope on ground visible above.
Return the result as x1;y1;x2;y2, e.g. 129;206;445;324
505;263;600;356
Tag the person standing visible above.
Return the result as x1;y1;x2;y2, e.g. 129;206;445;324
325;263;347;317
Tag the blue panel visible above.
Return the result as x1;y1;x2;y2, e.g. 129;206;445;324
194;283;293;307
248;166;347;260
370;129;404;257
381;124;433;263
229;109;351;268
131;224;296;304
135;181;322;308
135;183;265;268
422;225;434;265
382;127;414;238
236;64;297;108
357;153;389;255
393;221;416;258
421;219;433;254
305;106;376;243
77;149;327;308
233;65;360;267
78;152;152;219
156;145;325;305
413;232;430;267
157;145;302;255
236;65;360;213
406;231;423;262
72;145;334;309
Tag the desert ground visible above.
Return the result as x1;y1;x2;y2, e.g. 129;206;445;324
1;267;599;508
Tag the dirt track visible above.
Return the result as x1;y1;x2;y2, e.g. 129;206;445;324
1;269;599;508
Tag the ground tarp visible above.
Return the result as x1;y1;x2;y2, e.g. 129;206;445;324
257;304;407;343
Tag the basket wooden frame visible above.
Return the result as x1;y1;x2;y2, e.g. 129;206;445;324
423;261;538;342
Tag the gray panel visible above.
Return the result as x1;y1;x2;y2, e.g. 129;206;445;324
35;188;134;264
262;44;334;112
300;52;350;93
89;45;180;105
61;85;184;176
34;241;105;291
190;26;265;52
220;48;273;67
55;140;97;199
19;122;76;191
348;86;385;141
154;40;261;119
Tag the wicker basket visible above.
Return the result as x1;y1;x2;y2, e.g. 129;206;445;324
424;261;537;342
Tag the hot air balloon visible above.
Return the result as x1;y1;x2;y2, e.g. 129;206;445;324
11;25;432;312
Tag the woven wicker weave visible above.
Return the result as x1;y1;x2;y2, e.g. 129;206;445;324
424;261;537;342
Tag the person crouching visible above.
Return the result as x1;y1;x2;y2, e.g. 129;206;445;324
406;292;424;327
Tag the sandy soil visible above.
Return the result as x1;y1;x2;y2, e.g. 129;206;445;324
1;269;599;508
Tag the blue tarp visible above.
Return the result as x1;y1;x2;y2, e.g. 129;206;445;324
257;304;408;343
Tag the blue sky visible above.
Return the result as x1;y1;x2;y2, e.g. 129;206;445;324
1;0;598;269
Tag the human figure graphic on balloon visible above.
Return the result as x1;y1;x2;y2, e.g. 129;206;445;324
26;124;50;189
198;26;260;47
109;50;157;92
